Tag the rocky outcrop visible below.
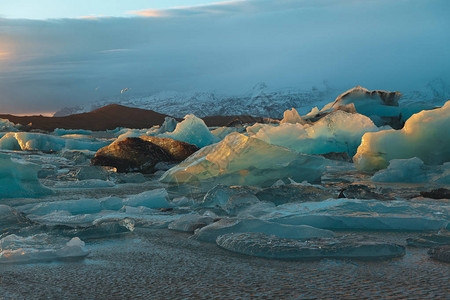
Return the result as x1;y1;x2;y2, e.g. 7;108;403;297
140;136;199;161
338;184;390;200
420;188;450;200
91;137;198;173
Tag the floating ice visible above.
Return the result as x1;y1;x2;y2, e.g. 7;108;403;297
160;132;327;187
168;213;216;233
253;110;378;156
216;233;405;260
0;132;109;152
158;117;178;134
280;108;303;124
0;153;52;199
0;118;19;132
53;128;92;136
52;179;116;189
354;101;450;171
125;189;171;209
159;114;219;148
0;234;89;264
201;185;260;208
263;198;449;231
371;158;450;184
211;127;241;140
0;205;33;233
193;218;335;242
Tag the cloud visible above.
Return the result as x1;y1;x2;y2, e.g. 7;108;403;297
129;1;253;17
0;0;449;114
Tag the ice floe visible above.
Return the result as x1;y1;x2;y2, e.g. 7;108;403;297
160;132;327;187
354;101;450;171
0;153;52;199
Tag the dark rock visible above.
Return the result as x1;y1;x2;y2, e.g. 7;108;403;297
140;136;199;161
428;245;450;263
338;184;388;200
320;152;352;162
256;184;334;205
420;188;450;199
91;137;174;173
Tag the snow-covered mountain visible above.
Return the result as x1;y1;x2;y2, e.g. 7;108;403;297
54;79;450;118
54;83;336;118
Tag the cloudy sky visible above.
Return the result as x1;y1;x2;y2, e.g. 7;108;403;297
0;0;449;114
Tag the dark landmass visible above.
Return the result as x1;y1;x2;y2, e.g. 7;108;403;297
0;104;265;131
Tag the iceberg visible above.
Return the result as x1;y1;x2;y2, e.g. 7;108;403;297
168;213;216;233
124;189;172;209
263;199;449;231
0;234;89;264
52;128;92;136
158;117;178;134
160;132;327;187
253;110;378;156
0;153;52;199
354;101;450;171
0;118;20;132
280;108;303;124
0;132;109;152
0;205;33;233
193;218;335;242
216;233;405;260
159;114;219;148
371;158;450;184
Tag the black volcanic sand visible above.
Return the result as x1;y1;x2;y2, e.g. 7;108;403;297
0;229;448;299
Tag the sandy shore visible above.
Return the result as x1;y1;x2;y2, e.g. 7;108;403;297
1;229;448;299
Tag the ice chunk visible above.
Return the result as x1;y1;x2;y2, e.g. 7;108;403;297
171;196;196;207
193;218;335;242
0;205;32;233
19;197;114;217
168;213;216;233
280;108;303;124
354;101;450;171
0;234;89;264
256;184;335;205
160;132;327;187
53;128;92;136
263;199;449;231
253;111;378;156
0;153;52;199
371;158;450;184
216;233;405;260
0;118;19;132
0;132;109;152
125;189;171;209
158;117;178;134
159;114;219;148
201;185;261;208
53;179;116;189
211;127;241;140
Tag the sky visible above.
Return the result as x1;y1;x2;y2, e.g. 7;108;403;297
0;0;449;114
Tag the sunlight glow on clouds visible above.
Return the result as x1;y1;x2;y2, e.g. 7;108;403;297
0;0;448;114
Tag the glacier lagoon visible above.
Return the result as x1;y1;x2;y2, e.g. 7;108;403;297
0;87;449;298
